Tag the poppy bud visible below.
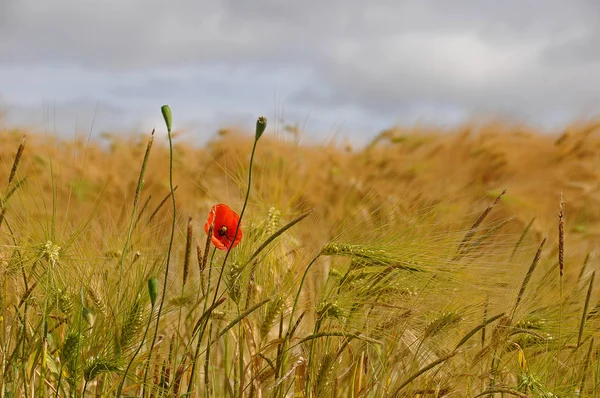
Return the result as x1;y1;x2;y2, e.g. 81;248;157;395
161;105;172;133
255;116;267;141
148;278;159;307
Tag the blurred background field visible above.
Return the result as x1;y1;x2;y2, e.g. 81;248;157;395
2;118;600;396
3;119;600;259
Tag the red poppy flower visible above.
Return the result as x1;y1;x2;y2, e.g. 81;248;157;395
204;204;243;250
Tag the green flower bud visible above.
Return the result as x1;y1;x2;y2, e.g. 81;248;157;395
148;278;159;307
161;105;172;133
255;116;267;141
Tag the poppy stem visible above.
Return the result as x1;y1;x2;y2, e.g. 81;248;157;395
210;115;266;308
192;118;265;396
210;138;257;308
142;106;177;397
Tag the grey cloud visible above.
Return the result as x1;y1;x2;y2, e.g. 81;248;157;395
0;0;317;69
4;0;590;69
1;0;600;139
543;29;600;64
286;0;600;123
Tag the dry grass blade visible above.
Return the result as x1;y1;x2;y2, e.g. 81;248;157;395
294;332;381;347
512;238;546;319
191;297;227;337
473;388;530;397
510;217;535;261
213;298;270;342
247;210;313;264
458;216;515;259
455;189;507;257
4;177;27;203
147;185;179;224
454;312;506;351
17;280;38;309
286;312;305;342
577;272;595;347
577;253;592;285
133;194;152;231
481;297;489;347
294;357;307;398
353;352;365;397
389;351;457;396
579;337;594;394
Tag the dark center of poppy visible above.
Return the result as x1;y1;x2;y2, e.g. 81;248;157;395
217;225;228;237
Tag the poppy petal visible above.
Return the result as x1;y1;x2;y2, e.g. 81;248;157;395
205;204;243;250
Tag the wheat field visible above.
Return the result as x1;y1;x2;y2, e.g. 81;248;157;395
1;108;600;397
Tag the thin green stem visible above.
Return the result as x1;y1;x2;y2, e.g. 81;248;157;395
186;297;228;396
192;137;258;395
237;306;245;397
305;317;323;397
143;124;175;397
211;139;258;308
275;253;321;396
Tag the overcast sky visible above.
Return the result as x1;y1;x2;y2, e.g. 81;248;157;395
1;0;599;144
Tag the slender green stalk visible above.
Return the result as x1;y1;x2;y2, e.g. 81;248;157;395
204;323;213;397
187;298;270;396
275;253;321;396
210;138;258;308
143;106;176;397
187;297;228;396
557;195;565;390
237;315;244;396
305;317;323;396
211;116;267;308
190;117;265;395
